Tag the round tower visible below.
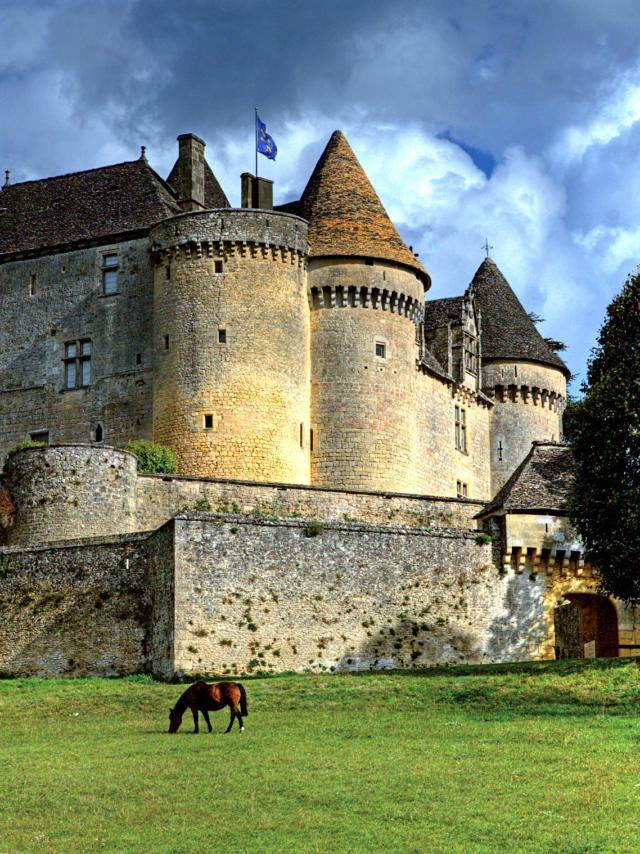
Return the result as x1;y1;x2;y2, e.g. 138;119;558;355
297;131;431;492
472;258;570;496
150;209;310;482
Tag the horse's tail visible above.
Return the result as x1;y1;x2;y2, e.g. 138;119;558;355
238;682;248;717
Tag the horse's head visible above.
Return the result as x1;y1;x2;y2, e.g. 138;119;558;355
168;707;183;733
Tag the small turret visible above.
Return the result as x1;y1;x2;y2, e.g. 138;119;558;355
471;257;569;495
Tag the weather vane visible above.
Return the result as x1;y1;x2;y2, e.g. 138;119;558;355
482;238;493;258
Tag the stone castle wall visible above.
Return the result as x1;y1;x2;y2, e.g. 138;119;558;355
0;513;553;678
0;532;149;677
5;445;138;545
150;209;311;483
0;237;154;459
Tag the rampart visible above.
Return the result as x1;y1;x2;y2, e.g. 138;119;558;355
0;512;552;678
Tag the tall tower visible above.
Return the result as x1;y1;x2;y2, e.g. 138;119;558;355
150;138;310;482
472;258;570;495
290;131;431;493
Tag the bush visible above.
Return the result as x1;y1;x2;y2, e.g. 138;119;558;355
303;520;324;537
125;440;178;474
4;440;46;468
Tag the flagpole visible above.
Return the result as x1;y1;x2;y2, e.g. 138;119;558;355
255;107;258;179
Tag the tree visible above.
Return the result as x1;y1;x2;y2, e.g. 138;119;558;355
565;271;640;601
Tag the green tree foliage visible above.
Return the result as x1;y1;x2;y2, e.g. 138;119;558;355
3;440;46;469
565;271;640;601
125;440;179;474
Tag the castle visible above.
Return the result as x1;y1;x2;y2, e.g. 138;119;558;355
0;130;634;677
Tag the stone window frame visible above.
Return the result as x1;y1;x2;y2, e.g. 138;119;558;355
374;336;388;360
463;333;478;374
102;252;119;296
63;338;92;390
29;429;50;445
456;480;468;498
454;405;467;453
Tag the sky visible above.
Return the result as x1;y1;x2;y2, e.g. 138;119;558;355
3;0;640;388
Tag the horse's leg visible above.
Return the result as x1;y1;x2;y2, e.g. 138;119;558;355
202;709;213;733
224;705;236;733
191;706;199;734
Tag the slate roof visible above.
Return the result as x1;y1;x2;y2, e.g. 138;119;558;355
470;257;570;376
479;442;575;516
419;349;452;381
0;159;181;256
277;131;430;287
166;159;230;208
423;296;464;329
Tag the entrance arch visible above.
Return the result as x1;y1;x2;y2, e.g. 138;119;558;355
556;593;619;658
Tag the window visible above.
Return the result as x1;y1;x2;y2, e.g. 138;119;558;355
165;265;171;281
310;428;314;452
163;334;169;350
102;253;118;295
375;342;386;359
136;353;142;365
463;334;478;374
218;328;226;344
64;339;91;389
30;430;49;445
497;440;503;462
456;481;468;498
455;406;467;453
94;423;104;443
215;261;223;274
299;422;304;448
204;414;213;429
30;273;37;296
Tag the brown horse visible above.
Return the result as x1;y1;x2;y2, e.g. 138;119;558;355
168;681;248;734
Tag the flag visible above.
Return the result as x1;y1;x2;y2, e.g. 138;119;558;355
256;114;277;161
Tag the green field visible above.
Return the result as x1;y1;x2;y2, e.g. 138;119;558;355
1;659;640;853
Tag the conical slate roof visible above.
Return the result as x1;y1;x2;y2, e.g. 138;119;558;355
471;258;569;376
292;131;430;287
479;442;575;516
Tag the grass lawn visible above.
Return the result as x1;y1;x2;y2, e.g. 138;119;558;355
1;659;640;853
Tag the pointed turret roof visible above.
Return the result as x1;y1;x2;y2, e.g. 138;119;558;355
471;257;570;376
478;442;575;517
281;131;430;287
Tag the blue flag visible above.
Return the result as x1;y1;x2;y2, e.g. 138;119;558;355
256;114;277;161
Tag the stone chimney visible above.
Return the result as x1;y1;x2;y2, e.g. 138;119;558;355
176;133;206;211
241;173;273;210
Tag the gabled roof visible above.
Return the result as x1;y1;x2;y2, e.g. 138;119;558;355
0;159;181;256
479;442;575;517
423;296;464;329
166;159;230;208
470;257;570;376
278;130;430;287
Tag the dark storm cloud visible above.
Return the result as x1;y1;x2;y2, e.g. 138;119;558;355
36;0;640;157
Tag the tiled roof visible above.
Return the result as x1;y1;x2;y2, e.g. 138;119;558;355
166;159;230;208
480;442;575;516
471;258;570;376
279;131;430;287
423;296;464;329
0;159;181;256
420;349;452;381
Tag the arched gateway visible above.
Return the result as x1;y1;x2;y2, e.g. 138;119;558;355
554;593;619;659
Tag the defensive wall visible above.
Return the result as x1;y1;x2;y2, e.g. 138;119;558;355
2;445;485;546
0;511;551;678
0;444;625;678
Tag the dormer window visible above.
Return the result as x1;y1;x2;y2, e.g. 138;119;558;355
463;333;478;374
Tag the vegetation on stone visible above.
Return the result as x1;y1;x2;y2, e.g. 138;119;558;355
3;439;46;468
125;439;179;474
567;271;640;601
